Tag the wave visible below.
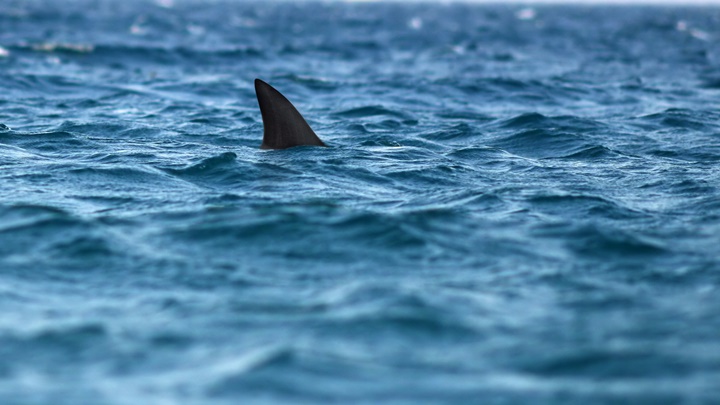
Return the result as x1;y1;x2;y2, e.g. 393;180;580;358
492;128;594;159
634;108;720;132
6;42;265;69
0;204;123;268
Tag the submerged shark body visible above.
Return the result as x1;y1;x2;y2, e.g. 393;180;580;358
255;78;326;150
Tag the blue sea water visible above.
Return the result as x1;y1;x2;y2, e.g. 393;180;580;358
1;0;720;403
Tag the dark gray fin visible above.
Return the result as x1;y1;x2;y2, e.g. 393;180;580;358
255;78;326;150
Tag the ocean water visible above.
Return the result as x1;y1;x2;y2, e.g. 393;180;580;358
1;0;720;403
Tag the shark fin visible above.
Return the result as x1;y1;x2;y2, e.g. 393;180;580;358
255;78;326;149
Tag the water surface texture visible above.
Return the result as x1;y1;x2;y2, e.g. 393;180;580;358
1;1;720;403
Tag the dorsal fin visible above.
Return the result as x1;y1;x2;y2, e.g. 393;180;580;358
255;78;326;150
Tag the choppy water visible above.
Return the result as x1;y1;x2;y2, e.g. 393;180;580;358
1;0;720;403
